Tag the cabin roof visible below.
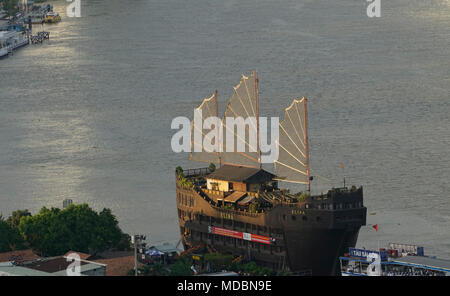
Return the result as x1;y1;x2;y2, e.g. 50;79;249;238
206;165;275;183
392;256;450;272
217;191;247;203
149;244;180;254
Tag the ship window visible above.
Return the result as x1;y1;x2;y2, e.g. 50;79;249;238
291;215;296;221
282;214;286;221
316;216;321;222
211;182;219;191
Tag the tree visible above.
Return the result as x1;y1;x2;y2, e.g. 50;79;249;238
204;253;233;271
150;262;167;276
0;215;26;252
168;256;194;276
7;209;31;229
18;204;127;256
2;0;19;17
235;261;274;276
116;233;132;251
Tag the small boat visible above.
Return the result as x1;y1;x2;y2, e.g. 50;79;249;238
0;30;29;54
0;31;11;58
0;43;8;59
340;243;450;276
44;12;61;24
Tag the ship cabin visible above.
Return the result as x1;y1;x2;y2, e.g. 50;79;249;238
204;165;276;209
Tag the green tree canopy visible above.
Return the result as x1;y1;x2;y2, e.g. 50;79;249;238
168;256;194;276
7;209;31;229
1;0;19;17
18;204;127;256
0;215;26;252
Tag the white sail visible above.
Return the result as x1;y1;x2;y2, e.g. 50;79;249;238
220;71;260;168
274;97;310;185
188;73;311;188
189;91;221;164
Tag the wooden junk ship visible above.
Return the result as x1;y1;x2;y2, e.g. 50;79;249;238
175;71;366;275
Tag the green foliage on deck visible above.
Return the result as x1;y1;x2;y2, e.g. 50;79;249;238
176;166;194;189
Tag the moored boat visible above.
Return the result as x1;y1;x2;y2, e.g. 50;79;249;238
44;12;61;24
0;44;8;58
175;71;367;275
0;30;29;54
340;243;450;276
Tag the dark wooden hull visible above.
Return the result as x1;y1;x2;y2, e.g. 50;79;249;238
176;176;366;275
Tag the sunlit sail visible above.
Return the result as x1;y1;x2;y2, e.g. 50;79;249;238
220;71;260;168
274;97;311;188
189;90;221;164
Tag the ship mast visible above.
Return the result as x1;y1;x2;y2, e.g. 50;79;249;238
303;97;311;192
214;89;222;167
254;71;261;169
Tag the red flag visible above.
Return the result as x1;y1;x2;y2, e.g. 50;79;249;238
372;224;378;232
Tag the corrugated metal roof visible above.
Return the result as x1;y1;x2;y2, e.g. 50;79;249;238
0;261;104;276
64;251;92;260
224;191;247;203
237;195;256;205
392;256;450;272
150;244;180;254
92;255;139;276
0;265;54;276
206;165;274;183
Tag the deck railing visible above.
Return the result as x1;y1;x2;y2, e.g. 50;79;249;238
182;167;210;178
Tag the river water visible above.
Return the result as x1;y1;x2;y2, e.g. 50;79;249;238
0;0;449;258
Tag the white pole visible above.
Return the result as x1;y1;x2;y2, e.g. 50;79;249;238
134;235;137;276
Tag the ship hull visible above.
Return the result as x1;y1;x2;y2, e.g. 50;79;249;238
176;170;366;275
181;226;361;275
